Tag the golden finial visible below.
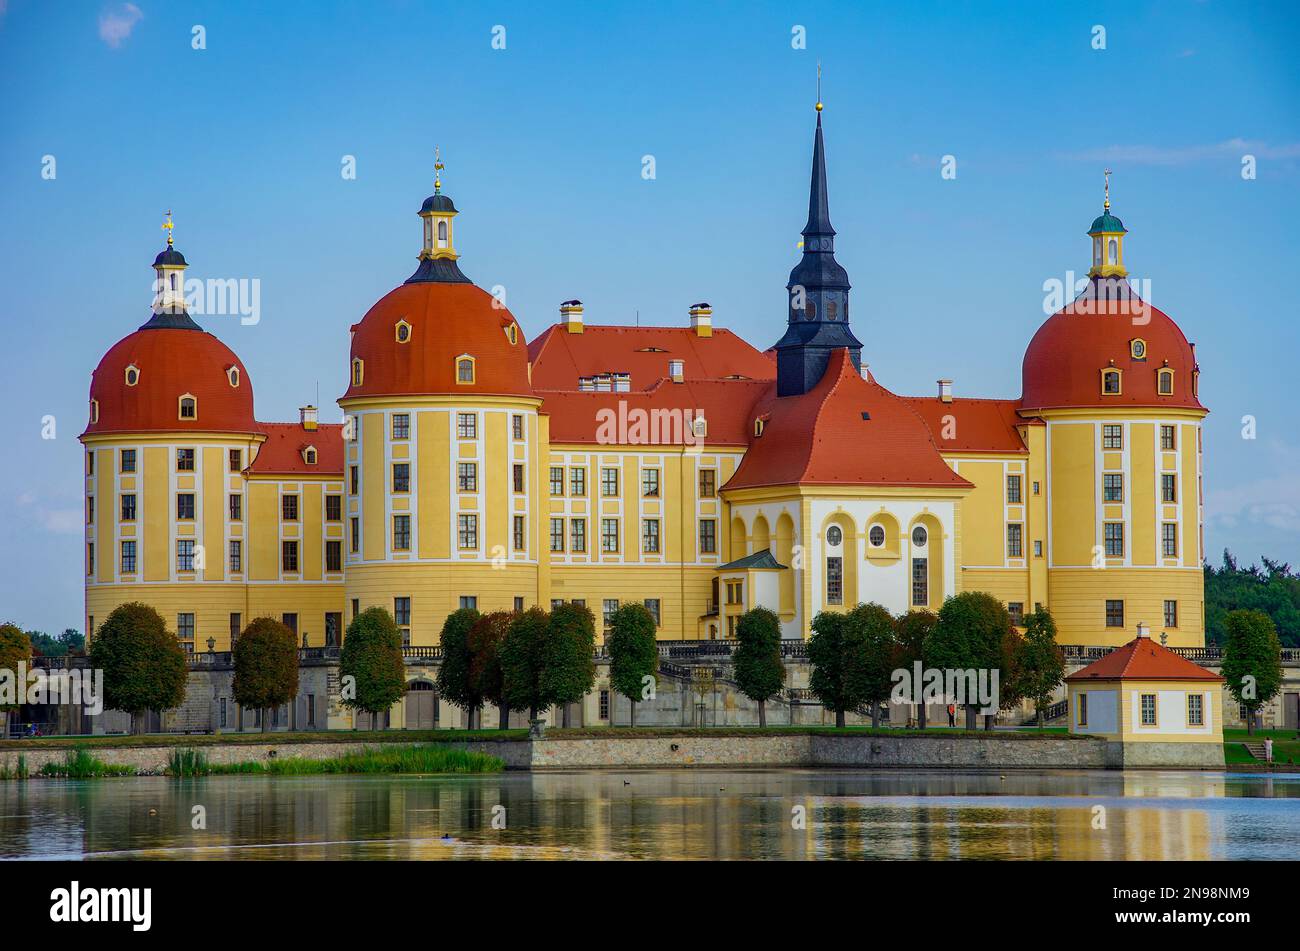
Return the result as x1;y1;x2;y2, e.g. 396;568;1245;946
815;61;823;112
434;147;444;194
162;209;174;246
1103;169;1112;210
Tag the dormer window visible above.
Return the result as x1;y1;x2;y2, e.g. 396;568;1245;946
1157;368;1175;396
351;358;364;386
227;366;240;387
124;365;140;386
692;416;708;439
395;320;412;343
89;399;99;424
178;395;197;419
753;417;766;437
1101;369;1122;395
303;446;318;465
506;324;518;345
456;355;476;384
1129;338;1146;361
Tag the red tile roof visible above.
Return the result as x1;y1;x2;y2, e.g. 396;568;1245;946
725;349;971;491
528;325;775;391
1065;636;1223;682
1021;278;1205;413
247;422;345;476
900;397;1031;454
84;327;258;437
539;378;770;447
343;282;533;401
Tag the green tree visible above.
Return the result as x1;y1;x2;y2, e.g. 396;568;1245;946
436;607;482;728
468;612;515;729
847;603;898;729
540;602;597;727
807;610;871;729
28;628;83;658
500;607;552;721
1205;550;1300;648
895;610;937;728
232;616;300;732
1221;608;1284;735
733;608;785;727
339;607;405;730
0;623;33;738
1017;608;1065;727
926;592;1011;730
88;602;187;734
607;603;658;726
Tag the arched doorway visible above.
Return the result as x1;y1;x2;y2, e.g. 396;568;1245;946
406;680;437;730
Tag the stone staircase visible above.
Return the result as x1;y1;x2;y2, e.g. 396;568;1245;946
1243;742;1269;761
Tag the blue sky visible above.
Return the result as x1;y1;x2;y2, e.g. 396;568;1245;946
1;0;1298;634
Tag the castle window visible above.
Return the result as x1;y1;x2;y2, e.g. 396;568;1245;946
570;467;586;496
1157;368;1174;395
120;449;136;473
1103;522;1124;557
601;467;619;496
395;320;411;343
1162;522;1178;557
392;462;410;493
1105;599;1124;627
351;358;364;386
1108;238;1118;265
282;494;299;521
826;300;838;320
1160;425;1176;451
457;462;477;492
227;366;240;387
1102;424;1123;449
511;515;525;551
125;365;140;386
177;539;195;572
1007;523;1023;558
1103;473;1123;502
1008;602;1024;626
1006;474;1022;503
513;464;524;493
89;399;99;424
456;355;475;384
458;514;478;549
699;519;717;554
1101;369;1121;395
826;556;843;605
570;518;587;552
549;467;565;496
641;468;660;498
804;300;817;320
303;447;317;465
1187;692;1203;726
178;395;197;419
1129;338;1146;360
1162;473;1177;503
326;494;342;521
1140;693;1157;726
437;219;448;247
507;324;518;345
120;540;136;573
868;525;885;547
698;469;716;498
911;558;928;606
176;448;195;471
326;540;341;573
393;515;411;551
642;518;660;553
391;413;410;439
456;413;476;438
911;526;927;547
753;418;766;437
512;414;524;439
169;273;178;290
282;540;299;572
121;494;136;521
826;525;842;546
550;518;565;552
601;518;620;553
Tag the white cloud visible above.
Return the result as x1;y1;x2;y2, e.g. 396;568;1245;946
1055;139;1300;166
14;492;84;536
98;2;142;48
1205;442;1300;535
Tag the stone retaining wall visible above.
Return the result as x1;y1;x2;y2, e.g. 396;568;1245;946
0;732;1179;774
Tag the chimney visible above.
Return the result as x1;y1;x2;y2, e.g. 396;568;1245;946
300;405;319;431
937;379;953;403
560;299;584;334
860;363;870;381
688;302;713;338
1136;621;1151;639
668;359;684;383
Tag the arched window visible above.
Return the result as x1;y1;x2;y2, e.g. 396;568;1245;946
1101;369;1121;395
179;396;197;420
352;359;364;386
1093;238;1101;265
169;273;177;290
125;365;140;386
456;356;475;384
89;399;99;424
1157;368;1174;395
227;366;240;387
437;220;448;247
1108;238;1118;265
826;300;838;320
804;300;817;320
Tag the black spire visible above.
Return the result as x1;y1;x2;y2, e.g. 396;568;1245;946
773;108;862;398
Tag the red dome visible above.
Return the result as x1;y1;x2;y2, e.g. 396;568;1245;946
84;323;257;436
1021;279;1204;413
343;281;533;400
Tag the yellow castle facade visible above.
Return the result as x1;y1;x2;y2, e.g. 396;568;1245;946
82;111;1207;653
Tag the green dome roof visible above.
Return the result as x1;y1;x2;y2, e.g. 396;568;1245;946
1088;211;1127;234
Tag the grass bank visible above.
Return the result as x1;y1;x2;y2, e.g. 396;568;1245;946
1223;727;1300;767
165;744;504;777
0;728;528;751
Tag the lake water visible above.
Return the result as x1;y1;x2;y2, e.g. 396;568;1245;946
2;769;1298;860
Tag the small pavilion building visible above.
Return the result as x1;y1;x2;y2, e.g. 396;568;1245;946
1066;622;1224;767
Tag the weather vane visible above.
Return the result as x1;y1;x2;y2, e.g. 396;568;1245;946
434;147;444;194
1103;169;1112;209
815;61;823;112
162;209;174;246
